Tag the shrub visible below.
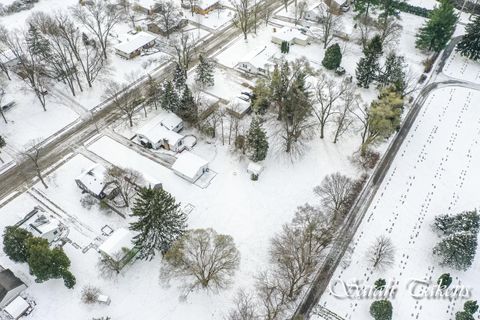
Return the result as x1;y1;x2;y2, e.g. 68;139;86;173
394;2;431;17
81;286;101;304
370;300;393;320
322;43;342;70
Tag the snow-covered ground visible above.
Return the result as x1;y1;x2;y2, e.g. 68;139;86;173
315;86;480;320
444;50;480;84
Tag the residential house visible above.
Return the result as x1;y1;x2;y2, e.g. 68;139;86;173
98;228;135;269
147;17;188;37
324;0;350;15
226;96;251;119
236;47;275;76
114;31;157;59
0;269;27;309
133;0;161;14
16;207;62;244
190;0;220;14
136;118;185;152
75;164;120;200
271;28;310;46
172;151;209;183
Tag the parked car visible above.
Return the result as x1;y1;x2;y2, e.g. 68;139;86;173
1;101;16;112
335;66;346;76
241;91;254;99
238;95;250;102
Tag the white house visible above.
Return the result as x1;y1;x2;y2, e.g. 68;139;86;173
0;269;27;308
99;228;135;265
136;114;185;151
75;164;120;199
17;207;62;244
226;97;251;119
236;47;275;76
114;32;157;59
4;296;30;320
172;151;209;183
272;28;310;46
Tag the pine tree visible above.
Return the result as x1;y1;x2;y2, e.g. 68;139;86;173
457;15;480;61
173;63;186;91
433;231;477;271
130;187;187;260
374;278;387;290
25;23;51;58
370;300;393;320
354;0;379;20
3;226;33;263
356;35;383;88
195;54;215;88
456;311;475;320
161;80;179;112
27;237;74;287
433;210;480;236
280;41;290;54
177;85;198;123
246;117;269;162
322;43;342;70
437;273;453;288
464;300;479;315
415;0;458;52
378;52;406;94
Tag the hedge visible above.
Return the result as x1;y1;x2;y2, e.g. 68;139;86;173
393;2;432;18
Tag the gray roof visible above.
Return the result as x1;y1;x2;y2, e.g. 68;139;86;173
0;269;25;301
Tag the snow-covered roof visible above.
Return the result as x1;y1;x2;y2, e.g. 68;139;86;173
76;164;108;196
247;162;264;175
26;214;59;237
159;112;183;131
137;123;184;146
237;47;277;71
99;228;134;261
133;0;157;9
196;0;219;9
228;97;250;114
172;151;209;181
114;32;157;55
273;28;309;43
4;296;29;319
0;49;16;64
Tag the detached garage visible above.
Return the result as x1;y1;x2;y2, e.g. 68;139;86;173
172;151;209;183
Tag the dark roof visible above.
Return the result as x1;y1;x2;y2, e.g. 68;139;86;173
0;269;25;301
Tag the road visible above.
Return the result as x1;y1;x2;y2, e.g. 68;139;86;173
0;0;285;204
291;40;480;320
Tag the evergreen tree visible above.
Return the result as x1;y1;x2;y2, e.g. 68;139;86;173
433;210;480;236
246;117;269;162
370;299;393;320
433;231;477;270
354;0;379;19
437;273;453;288
27;237;74;287
464;300;479;315
456;311;475;320
195;55;215;88
173;63;186;91
377;0;401;24
415;0;458;52
130;187;187;260
280;41;290;54
374;278;387;290
378;52;406;94
356;35;383;88
25;23;51;58
457;16;480;61
3;226;33;263
0;136;5;149
177;85;198;123
322;43;342;70
161;80;179;112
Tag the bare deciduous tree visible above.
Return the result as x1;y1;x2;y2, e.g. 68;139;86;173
103;80;138;127
317;6;342;48
293;0;307;25
22;140;48;189
0;50;11;80
104;166;143;208
170;32;195;77
97;251;126;278
270;204;333;299
156;0;182;39
81;285;100;304
255;271;288;320
71;0;122;59
0;87;6;124
367;235;395;270
314;172;353;219
333;89;359;143
227;289;259;320
161;228;240;292
231;0;252;40
376;17;402;49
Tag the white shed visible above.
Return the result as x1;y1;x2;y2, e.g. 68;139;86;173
226;97;251;119
172;151;209;183
99;228;135;263
4;296;30;320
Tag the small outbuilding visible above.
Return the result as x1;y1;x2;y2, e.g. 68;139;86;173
172;151;209;183
114;32;157;59
4;296;30;320
0;49;19;68
226;97;251;119
272;28;310;46
0;269;27;308
247;162;264;177
75;164;120;200
99;228;135;267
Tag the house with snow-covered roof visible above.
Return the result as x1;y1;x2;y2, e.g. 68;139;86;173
99;228;136;267
75;164;120;200
172;151;209;183
136;120;185;152
272;28;310;46
190;0;221;14
0;269;27;309
226;97;251;119
114;31;157;59
16;207;62;244
236;47;276;76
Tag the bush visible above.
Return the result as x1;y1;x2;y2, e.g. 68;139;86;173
437;273;453;289
81;286;101;304
464;300;479;314
375;279;387;290
370;300;393;320
80;194;97;210
393;2;431;17
322;43;342;70
360;149;380;170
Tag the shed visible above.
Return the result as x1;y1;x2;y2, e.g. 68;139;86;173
4;296;30;320
99;228;135;263
172;151;209;183
247;162;264;176
0;269;27;308
114;32;157;59
226;97;251;119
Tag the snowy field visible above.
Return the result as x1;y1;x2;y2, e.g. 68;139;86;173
444;50;480;84
316;85;480;320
